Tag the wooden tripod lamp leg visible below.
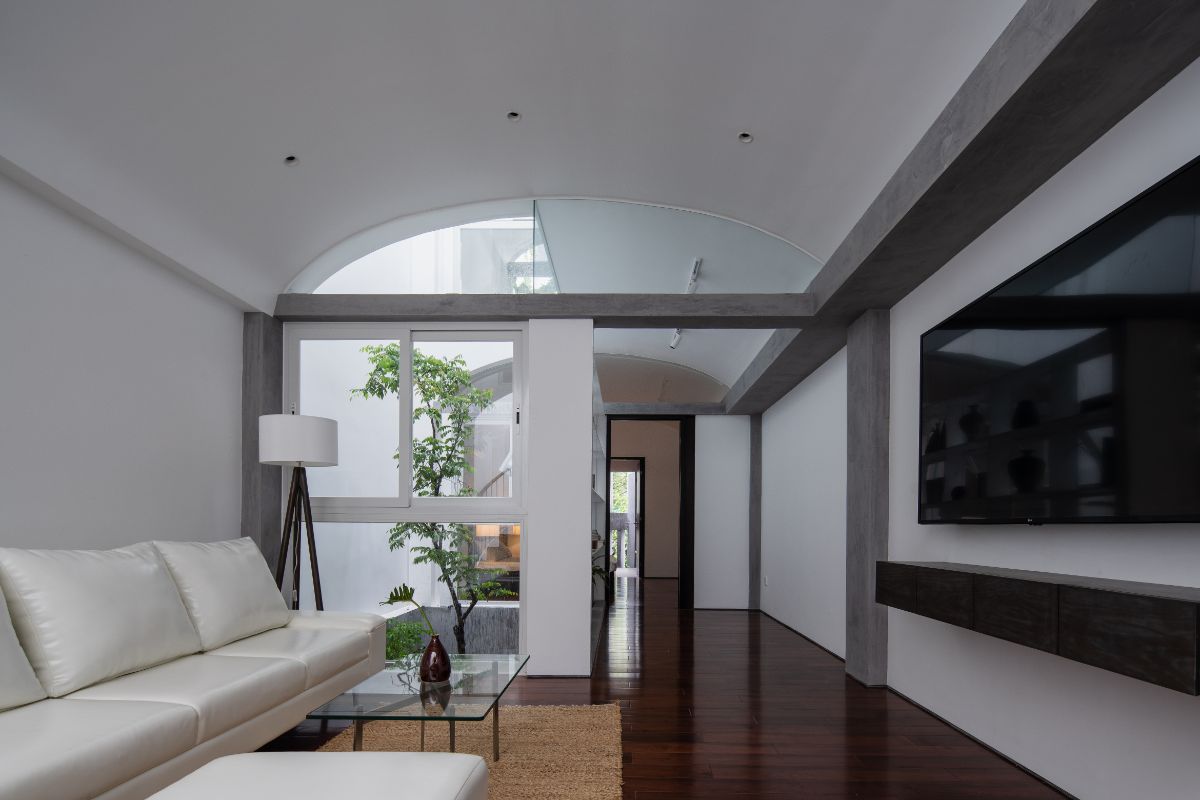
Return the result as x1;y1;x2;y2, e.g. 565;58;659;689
275;466;301;590
298;467;324;611
273;465;324;612
291;489;302;610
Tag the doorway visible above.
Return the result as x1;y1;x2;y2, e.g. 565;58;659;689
606;416;696;609
608;458;645;578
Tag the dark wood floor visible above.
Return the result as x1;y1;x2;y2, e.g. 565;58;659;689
268;578;1064;799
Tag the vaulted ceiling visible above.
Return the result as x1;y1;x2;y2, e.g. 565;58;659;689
0;0;1022;313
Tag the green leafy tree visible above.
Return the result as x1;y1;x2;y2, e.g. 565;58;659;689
355;345;514;654
610;471;629;513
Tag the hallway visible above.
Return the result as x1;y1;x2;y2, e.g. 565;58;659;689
270;578;1065;798
506;578;1063;798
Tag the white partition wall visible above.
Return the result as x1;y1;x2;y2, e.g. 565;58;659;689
888;60;1200;800
761;349;848;657
694;416;751;609
0;173;242;549
523;319;594;675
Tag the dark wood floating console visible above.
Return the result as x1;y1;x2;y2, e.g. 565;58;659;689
877;561;1200;695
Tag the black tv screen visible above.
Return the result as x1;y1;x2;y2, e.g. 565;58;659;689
919;155;1200;524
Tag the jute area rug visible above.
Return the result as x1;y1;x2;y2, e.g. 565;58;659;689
318;703;622;800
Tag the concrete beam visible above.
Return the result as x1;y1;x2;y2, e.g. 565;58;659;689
726;0;1200;413
241;313;283;568
604;402;725;416
275;293;815;329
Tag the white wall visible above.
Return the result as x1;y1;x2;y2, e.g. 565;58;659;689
523;319;593;675
888;58;1200;800
761;348;847;657
694;416;751;609
0;173;242;550
611;419;681;578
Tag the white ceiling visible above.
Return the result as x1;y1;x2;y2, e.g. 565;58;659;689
0;0;1022;312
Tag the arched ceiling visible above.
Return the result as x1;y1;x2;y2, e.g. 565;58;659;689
0;0;1022;311
593;329;770;391
595;355;727;404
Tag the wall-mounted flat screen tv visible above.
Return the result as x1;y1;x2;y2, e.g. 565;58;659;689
919;155;1200;524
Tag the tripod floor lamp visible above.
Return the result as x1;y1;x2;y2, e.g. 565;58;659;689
259;413;338;611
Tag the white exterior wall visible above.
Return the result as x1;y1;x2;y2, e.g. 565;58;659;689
888;58;1200;800
0;173;242;549
694;415;751;609
761;348;847;657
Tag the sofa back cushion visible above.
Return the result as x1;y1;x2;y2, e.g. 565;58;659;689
152;538;291;650
0;542;202;696
0;585;46;710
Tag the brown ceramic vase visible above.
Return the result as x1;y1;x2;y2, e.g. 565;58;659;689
419;634;452;683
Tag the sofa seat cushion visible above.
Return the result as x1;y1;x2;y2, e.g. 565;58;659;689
148;752;487;800
0;698;197;800
0;543;202;696
69;654;305;743
0;584;46;711
153;538;292;651
210;627;369;688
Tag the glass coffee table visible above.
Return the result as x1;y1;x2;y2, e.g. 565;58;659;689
307;654;528;761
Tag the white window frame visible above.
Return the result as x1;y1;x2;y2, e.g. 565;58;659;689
283;321;527;523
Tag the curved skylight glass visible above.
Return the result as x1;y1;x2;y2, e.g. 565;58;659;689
309;199;821;295
316;210;558;294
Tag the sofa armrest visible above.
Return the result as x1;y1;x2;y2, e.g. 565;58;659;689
286;612;386;672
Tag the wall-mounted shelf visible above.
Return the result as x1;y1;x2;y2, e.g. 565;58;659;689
877;561;1200;695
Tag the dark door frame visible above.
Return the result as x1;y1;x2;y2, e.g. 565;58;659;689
606;415;696;610
607;456;647;579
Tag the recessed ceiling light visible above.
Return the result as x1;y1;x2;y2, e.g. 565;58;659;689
507;111;521;121
284;154;298;165
738;132;754;144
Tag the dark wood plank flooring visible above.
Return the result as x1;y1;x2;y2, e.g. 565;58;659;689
266;578;1064;799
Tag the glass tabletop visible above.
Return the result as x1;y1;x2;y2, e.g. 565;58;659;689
307;654;529;722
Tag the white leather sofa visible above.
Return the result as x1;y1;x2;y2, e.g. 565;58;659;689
0;538;387;800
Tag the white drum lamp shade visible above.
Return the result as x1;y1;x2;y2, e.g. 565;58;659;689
259;414;338;467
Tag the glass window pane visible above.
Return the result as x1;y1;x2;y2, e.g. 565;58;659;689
412;340;514;499
300;522;520;655
300;339;401;497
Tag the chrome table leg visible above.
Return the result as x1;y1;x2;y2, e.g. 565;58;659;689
492;704;500;761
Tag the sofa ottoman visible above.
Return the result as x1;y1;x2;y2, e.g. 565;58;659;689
147;752;488;800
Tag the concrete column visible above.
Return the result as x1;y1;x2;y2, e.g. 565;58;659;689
845;309;889;686
241;312;283;566
748;413;762;610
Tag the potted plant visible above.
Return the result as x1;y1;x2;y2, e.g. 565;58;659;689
382;583;450;683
